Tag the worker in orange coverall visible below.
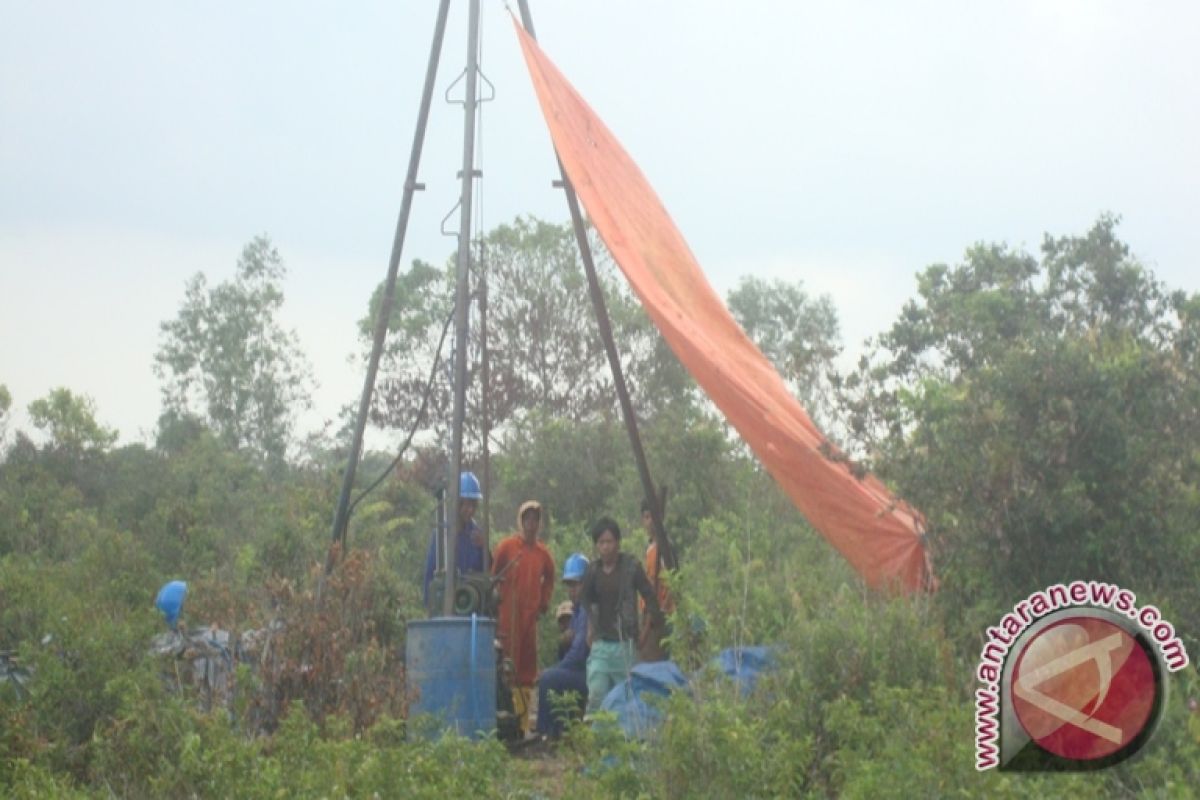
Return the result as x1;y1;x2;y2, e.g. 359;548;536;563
491;500;556;735
639;498;675;661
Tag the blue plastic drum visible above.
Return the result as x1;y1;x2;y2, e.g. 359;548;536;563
406;616;496;738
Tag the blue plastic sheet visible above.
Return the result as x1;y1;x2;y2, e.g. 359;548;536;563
599;661;689;738
715;646;776;695
598;647;777;738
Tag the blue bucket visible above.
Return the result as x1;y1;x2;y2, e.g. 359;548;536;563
406;615;496;738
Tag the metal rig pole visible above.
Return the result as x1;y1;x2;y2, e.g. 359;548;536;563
326;0;452;571
479;241;492;571
515;0;676;571
444;0;483;615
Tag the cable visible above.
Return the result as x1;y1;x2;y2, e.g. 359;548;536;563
349;6;492;533
346;301;458;518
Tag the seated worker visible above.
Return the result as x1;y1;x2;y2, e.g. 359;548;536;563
581;517;664;716
422;471;486;608
555;600;575;660
536;553;591;737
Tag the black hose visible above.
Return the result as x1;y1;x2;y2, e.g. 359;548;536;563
346;303;457;518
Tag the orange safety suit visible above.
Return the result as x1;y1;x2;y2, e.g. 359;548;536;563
642;541;675;615
492;501;556;687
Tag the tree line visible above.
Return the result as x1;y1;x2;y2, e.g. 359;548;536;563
1;214;1197;796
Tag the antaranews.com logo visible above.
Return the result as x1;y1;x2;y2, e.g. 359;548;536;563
975;581;1190;771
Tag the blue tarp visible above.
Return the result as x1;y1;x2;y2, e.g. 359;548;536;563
598;646;777;738
599;661;689;738
715;645;776;695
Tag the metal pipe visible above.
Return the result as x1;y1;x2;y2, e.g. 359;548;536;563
567;186;676;571
515;0;538;37
479;241;492;571
435;486;446;611
326;0;452;568
515;0;675;571
444;0;483;616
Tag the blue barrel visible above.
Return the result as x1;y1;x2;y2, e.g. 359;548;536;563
406;616;496;738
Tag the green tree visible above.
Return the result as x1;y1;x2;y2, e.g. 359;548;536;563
844;215;1200;633
727;276;842;428
0;383;11;442
154;236;313;465
490;411;626;529
362;257;451;435
364;217;692;449
27;388;117;455
481;217;660;425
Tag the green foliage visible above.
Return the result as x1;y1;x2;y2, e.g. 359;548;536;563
0;528;159;783
0;758;90;799
363;256;451;435
843;215;1200;641
1099;672;1200;796
663;464;852;670
155;235;314;466
481;217;635;425
0;383;11;442
822;683;1093;799
247;549;409;733
89;694;527;799
492;412;626;529
0;445;93;559
141;428;292;576
27;387;117;455
728;275;842;427
621;404;740;555
654;684;812;799
366;216;696;455
3;215;1198;796
559;711;655;798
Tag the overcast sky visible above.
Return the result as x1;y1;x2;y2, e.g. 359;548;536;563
2;1;1197;448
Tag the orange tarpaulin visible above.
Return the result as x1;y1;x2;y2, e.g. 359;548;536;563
514;20;932;593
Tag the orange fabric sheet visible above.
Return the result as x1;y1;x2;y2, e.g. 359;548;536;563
514;20;932;593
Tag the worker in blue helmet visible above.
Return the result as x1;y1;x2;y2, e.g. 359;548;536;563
422;471;487;605
534;553;591;737
155;580;188;630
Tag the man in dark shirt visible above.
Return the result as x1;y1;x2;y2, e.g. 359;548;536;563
579;516;663;715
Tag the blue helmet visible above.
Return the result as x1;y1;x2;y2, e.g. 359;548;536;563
562;553;589;582
155;580;187;629
459;471;483;500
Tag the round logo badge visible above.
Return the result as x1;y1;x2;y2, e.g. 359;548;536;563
1011;615;1160;763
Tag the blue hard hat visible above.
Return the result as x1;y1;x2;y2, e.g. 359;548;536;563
155;580;187;628
460;471;483;500
563;553;589;582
